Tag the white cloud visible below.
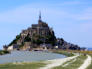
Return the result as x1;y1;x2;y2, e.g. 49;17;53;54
0;2;92;26
0;4;68;24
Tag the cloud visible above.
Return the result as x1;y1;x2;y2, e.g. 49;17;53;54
60;7;92;21
0;1;92;24
0;3;68;24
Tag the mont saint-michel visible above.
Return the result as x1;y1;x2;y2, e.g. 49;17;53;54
0;1;92;69
3;13;80;51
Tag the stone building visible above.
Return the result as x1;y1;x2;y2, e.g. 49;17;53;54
8;44;19;51
21;12;53;39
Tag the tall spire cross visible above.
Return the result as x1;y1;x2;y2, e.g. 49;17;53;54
39;11;41;20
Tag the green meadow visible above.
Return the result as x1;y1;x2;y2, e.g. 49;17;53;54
0;62;46;69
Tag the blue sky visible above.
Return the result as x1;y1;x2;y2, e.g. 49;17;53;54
0;0;92;49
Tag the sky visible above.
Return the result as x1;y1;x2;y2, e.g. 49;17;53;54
0;0;92;49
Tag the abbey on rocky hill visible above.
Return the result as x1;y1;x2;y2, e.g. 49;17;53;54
3;12;56;50
21;12;54;42
3;12;80;51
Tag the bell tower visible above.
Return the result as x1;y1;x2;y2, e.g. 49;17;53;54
39;11;41;21
38;11;43;25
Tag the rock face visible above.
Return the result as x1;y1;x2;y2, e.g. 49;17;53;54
56;38;80;50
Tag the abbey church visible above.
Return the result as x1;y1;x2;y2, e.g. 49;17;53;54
21;12;54;39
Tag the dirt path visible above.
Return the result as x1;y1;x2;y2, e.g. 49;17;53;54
78;55;92;69
39;55;78;69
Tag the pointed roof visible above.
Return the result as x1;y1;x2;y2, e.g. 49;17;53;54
39;11;41;21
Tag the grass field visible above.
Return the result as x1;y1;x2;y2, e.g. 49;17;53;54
53;55;87;69
0;62;46;69
52;50;74;57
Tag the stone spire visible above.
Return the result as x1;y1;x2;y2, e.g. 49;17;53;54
39;11;41;21
38;11;43;25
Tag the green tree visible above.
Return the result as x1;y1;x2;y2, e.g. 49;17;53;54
8;34;21;46
24;34;31;42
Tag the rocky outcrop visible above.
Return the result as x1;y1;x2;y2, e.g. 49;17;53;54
56;38;80;50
